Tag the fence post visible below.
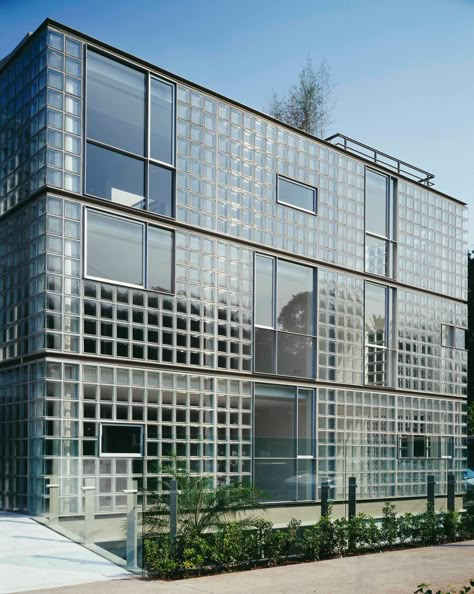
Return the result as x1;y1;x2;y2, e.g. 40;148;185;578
321;481;330;517
169;479;178;556
124;479;138;570
82;478;95;545
348;476;357;519
447;473;456;512
427;475;435;509
47;476;59;525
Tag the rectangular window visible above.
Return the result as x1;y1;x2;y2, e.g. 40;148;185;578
277;176;317;213
364;281;395;386
86;143;145;208
150;78;174;164
148;163;174;217
365;169;397;278
100;424;143;456
87;51;146;155
442;325;466;349
86;49;175;217
148;226;173;292
86;210;144;285
254;384;315;502
254;255;316;378
399;435;453;459
86;209;174;292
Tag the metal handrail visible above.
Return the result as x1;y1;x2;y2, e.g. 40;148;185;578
326;133;435;186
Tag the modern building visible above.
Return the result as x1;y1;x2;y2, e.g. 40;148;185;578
0;19;468;524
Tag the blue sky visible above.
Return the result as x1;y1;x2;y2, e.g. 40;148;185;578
2;0;474;241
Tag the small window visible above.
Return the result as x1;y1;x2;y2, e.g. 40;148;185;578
442;325;465;349
100;424;143;456
277;176;317;213
398;435;453;459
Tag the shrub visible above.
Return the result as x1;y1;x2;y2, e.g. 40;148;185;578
381;501;398;548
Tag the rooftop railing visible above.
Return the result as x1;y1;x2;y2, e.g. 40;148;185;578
326;133;435;187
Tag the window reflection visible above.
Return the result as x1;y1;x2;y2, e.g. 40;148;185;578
150;78;174;164
87;211;144;285
86;143;145;208
87;51;145;155
366;170;387;237
254;255;316;378
255;384;315;502
278;176;316;212
149;164;173;217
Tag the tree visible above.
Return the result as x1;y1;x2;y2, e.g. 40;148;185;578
144;465;262;539
268;56;334;138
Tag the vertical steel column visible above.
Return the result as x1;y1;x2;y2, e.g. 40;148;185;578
447;473;456;512
47;477;59;525
427;475;435;509
82;478;95;545
169;479;178;556
348;477;357;519
124;480;139;570
321;482;330;517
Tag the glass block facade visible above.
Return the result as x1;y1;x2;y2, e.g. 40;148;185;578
0;20;467;516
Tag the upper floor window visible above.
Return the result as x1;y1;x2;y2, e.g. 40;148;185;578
277;176;317;213
364;281;396;387
442;325;466;349
254;255;316;378
85;209;174;292
365;169;397;278
86;50;175;217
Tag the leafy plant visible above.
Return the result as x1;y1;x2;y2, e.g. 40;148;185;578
381;501;398;548
145;467;262;540
415;580;474;594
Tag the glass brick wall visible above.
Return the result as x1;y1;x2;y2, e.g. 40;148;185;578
176;85;366;272
398;181;468;300
0;22;469;515
0;27;83;218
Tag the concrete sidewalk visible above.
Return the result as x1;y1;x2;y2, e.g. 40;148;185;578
0;512;131;593
25;540;474;594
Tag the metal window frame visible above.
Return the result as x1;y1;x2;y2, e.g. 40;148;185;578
84;206;175;295
99;422;144;458
276;174;318;215
83;46;176;218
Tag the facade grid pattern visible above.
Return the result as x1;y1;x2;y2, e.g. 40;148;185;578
0;21;468;517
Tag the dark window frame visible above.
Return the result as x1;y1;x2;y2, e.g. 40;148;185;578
100;423;144;457
254;253;317;379
84;207;175;294
364;168;397;279
277;175;318;214
85;47;176;218
254;384;316;502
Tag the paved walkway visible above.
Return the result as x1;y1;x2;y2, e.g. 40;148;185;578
0;512;131;593
24;540;474;594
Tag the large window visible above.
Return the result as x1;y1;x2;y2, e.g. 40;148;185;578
255;255;316;378
254;385;315;501
86;50;175;217
365;169;397;277
86;209;173;292
364;281;395;386
100;424;143;456
399;435;453;459
277;176;317;213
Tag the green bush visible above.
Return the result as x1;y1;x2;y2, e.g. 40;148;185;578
144;500;474;579
381;501;398;548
